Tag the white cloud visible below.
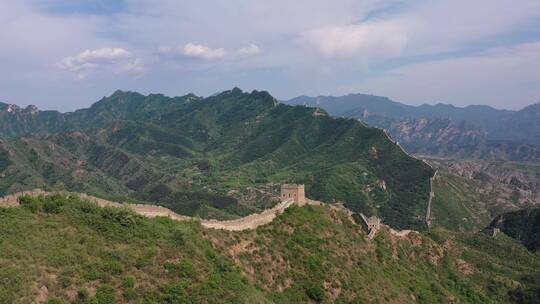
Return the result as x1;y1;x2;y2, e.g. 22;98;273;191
120;0;384;46
60;48;131;71
59;47;143;78
3;0;540;110
120;57;145;73
302;20;408;58
238;44;261;56
158;43;226;60
402;1;540;54
183;43;225;59
300;1;540;58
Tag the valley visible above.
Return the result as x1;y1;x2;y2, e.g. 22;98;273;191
426;158;540;232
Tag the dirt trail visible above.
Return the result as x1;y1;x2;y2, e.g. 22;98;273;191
0;190;294;231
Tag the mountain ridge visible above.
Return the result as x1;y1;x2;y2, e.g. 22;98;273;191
0;88;434;229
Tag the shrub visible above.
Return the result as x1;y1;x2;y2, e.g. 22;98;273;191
19;195;43;213
44;199;63;214
101;207;139;228
122;288;137;301
0;267;23;303
103;260;124;275
95;284;115;304
164;259;196;279
171;227;187;246
58;275;71;288
122;276;135;288
163;279;191;303
305;283;325;302
76;288;90;301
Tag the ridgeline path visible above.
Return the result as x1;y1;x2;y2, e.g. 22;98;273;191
0;190;295;232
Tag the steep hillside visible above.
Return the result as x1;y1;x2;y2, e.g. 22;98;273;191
488;208;540;252
1;194;539;303
0;194;266;304
0;89;433;229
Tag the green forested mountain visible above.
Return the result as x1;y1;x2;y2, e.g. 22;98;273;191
0;91;201;138
0;88;433;229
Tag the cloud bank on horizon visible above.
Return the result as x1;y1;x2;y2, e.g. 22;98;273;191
1;0;540;111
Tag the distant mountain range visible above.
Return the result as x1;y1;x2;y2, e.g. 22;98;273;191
0;88;433;229
286;94;540;161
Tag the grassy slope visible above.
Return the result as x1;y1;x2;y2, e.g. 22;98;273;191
2;194;539;303
431;171;493;232
0;194;267;304
209;205;540;303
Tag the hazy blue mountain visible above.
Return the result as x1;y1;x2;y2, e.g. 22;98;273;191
493;103;540;144
286;94;540;160
287;94;513;128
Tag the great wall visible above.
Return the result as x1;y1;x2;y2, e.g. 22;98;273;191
0;184;415;238
0;189;296;232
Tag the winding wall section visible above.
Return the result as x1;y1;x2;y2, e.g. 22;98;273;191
0;190;294;232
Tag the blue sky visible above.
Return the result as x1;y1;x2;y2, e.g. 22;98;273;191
1;0;540;111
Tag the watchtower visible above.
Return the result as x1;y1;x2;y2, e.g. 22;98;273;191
280;184;306;206
366;216;381;231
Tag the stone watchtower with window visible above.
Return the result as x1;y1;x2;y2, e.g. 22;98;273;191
280;184;306;206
